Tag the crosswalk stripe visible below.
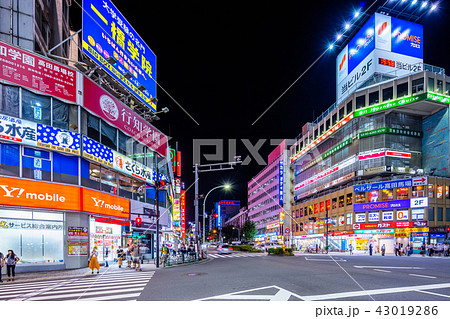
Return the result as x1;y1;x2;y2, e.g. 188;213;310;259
77;292;142;301
38;283;148;295
27;287;145;301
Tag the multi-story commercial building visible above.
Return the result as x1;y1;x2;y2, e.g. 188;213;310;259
248;140;290;244
0;0;175;272
289;12;450;254
225;206;248;230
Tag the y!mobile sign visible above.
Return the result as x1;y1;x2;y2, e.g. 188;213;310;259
0;41;77;103
336;13;423;103
83;77;168;156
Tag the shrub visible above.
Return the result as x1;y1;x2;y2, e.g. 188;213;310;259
268;247;293;256
231;245;262;252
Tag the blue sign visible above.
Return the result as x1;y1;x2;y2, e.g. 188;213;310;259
354;199;410;212
82;135;113;167
430;234;446;238
391;17;423;59
82;0;157;112
279;160;284;206
348;14;375;73
354;178;413;193
217;203;222;230
37;124;81;155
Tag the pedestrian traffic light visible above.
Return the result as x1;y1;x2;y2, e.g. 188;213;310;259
135;216;142;227
215;214;218;218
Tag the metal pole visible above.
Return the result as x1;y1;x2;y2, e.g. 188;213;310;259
326;208;329;254
194;164;199;257
155;159;160;268
203;186;222;243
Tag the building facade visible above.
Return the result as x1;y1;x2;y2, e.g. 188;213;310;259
247;140;291;245
0;0;175;272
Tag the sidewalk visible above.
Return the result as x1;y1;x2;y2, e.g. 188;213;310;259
294;250;450;258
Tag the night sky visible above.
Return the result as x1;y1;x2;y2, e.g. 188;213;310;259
70;0;450;223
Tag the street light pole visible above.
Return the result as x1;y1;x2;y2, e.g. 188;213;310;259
202;184;230;243
325;208;329;254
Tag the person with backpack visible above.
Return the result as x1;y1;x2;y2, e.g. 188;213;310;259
4;250;20;282
116;246;125;268
0;251;4;283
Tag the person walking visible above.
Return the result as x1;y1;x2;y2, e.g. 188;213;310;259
420;243;426;256
89;247;100;274
132;244;141;271
394;243;399;256
381;244;386;256
116;246;124;268
444;243;449;257
0;251;4;283
4;250;19;282
369;243;373;256
348;243;353;255
126;244;132;268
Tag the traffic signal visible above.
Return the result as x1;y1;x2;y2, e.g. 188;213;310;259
135;216;142;227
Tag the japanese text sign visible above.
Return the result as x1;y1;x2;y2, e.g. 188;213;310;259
82;0;156;111
0;40;77;103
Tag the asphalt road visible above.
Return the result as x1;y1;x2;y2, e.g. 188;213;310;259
138;251;450;301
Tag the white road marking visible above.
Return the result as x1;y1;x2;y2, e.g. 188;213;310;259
416;290;450;299
305;257;346;262
373;269;391;273
302;282;450;301
195;285;303;301
354;266;423;269
408;274;437;279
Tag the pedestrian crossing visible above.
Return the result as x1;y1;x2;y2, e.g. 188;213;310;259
0;270;154;301
209;253;265;259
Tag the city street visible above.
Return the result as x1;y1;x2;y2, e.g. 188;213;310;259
139;251;450;301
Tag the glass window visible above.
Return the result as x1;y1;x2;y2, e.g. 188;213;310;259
22;90;51;125
412;208;425;221
397;187;408;200
332;198;337;209
145;184;156;204
0;142;20;177
0;83;19;117
133;179;145;202
382;87;393;101
437;207;443;221
332;113;337;126
346;101;352;115
339;196;344;208
355;193;365;203
22;147;51;181
368;91;379;105
356;95;365;109
118;131;133;156
300;208;303;217
133;140;145;164
314;203;318;214
446;82;450;95
346;193;353;205
428;77;434;92
53;152;78;185
119;174;133;199
446;186;450;199
397;82;408;98
326;199;330;211
412;185;425;198
412;78;424;94
437;80;443;93
52;100;78;132
446;208;450;222
101;120;117;150
428;184;434;198
82;110;100;142
428;207;434;221
346;213;352;225
101;167;117;194
81;159;100;190
369;190;380;202
436;185;443;199
320;202;324;212
339;107;344;120
381;189;394;201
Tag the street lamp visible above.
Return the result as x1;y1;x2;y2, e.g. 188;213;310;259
202;184;231;243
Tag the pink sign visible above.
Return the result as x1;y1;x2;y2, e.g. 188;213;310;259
0;41;77;103
83;77;168;156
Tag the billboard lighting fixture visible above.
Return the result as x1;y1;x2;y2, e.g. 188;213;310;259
138;84;146;91
106;57;117;65
336;34;342;40
421;1;428;8
345;23;351;30
412;0;417;5
151;97;158;103
354;11;360;18
431;3;437;10
123;72;132;79
328;44;334;50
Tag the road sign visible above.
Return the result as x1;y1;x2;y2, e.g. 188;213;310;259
285;228;290;233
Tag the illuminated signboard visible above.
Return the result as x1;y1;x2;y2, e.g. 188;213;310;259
218;201;239;205
355;93;426;117
112;150;156;184
354;177;426;193
0;114;81;156
82;0;157;111
279;160;284;205
354;197;428;212
173;199;180;229
358;150;411;161
181;190;186;238
217;204;222;229
266;222;280;230
82;136;113;167
300;138;352;172
359;127;422;138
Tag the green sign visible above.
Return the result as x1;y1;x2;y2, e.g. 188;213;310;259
354;229;395;235
427;92;450;104
359;127;423;139
302;138;352;171
354;93;427;117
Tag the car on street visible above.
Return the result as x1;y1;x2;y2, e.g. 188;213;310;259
217;244;232;254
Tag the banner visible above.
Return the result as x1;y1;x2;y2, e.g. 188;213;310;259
0;40;77;103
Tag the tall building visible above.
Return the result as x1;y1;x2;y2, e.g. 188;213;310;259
247;140;290;245
0;0;175;272
290;12;450;254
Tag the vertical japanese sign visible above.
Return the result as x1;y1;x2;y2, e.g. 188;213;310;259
181;190;186;238
279;160;284;206
0;40;77;103
173;198;181;229
82;0;157;112
67;226;89;256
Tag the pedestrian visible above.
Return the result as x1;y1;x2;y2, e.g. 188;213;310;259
116;246;124;268
369;243;373;256
132;243;141;271
394;243;399;256
89;247;100;274
381;244;386;256
4;250;20;282
348;243;353;255
444;243;449;257
0;250;4;283
126;244;132;268
428;244;434;257
420;244;426;256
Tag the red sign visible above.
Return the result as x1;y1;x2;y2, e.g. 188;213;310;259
327;230;355;236
181;190;186;238
386;151;411;158
176;151;181;177
83;77;168;156
218;201;238;205
359;151;385;160
0;41;77;102
353;221;413;230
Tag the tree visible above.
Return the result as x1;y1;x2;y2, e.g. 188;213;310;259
242;220;258;242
